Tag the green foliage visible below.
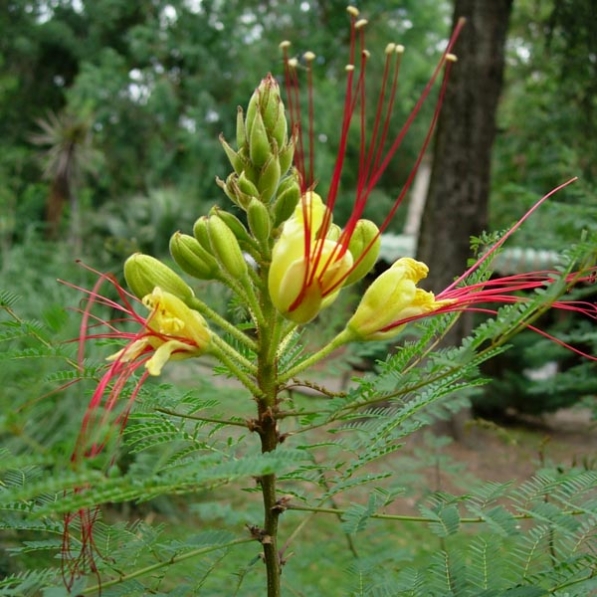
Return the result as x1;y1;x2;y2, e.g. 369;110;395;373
1;239;597;595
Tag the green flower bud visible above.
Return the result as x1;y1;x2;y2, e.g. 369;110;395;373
216;175;242;207
217;173;255;209
247;198;272;246
273;176;301;228
208;215;248;280
257;154;282;203
345;220;381;285
210;207;254;247
249;111;271;169
246;75;287;150
124;253;194;303
170;232;221;280
278;138;295;176
193;216;212;252
237;171;260;198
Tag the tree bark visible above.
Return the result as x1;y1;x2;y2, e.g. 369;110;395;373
416;0;513;439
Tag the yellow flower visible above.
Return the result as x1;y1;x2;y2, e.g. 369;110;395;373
347;257;451;340
108;287;211;375
268;192;353;323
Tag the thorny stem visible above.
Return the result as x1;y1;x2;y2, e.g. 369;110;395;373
255;284;283;597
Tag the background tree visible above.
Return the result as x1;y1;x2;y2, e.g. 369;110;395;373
31;108;101;245
416;0;513;437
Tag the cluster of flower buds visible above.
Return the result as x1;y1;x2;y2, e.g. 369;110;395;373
124;70;387;329
218;73;297;207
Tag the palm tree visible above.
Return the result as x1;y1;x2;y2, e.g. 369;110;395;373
31;107;102;249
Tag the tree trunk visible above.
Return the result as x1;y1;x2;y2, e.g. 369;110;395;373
45;174;70;241
416;0;513;440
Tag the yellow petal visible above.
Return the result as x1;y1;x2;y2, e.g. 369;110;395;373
347;257;442;340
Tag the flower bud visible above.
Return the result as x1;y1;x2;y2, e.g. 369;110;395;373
208;215;248;280
273;175;301;227
193;216;212;252
217;173;255;209
169;232;221;280
344;220;380;285
124;253;194;303
237;171;260;198
247;198;272;245
210;207;255;248
249;111;271;168
257;154;282;203
246;74;287;149
216;175;242;207
278;138;295;176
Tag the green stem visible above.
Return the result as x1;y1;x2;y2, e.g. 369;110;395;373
210;343;263;398
80;537;253;594
211;334;257;373
256;281;283;597
155;407;249;428
278;328;353;383
189;297;257;352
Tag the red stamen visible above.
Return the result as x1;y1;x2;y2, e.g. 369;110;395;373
281;11;465;309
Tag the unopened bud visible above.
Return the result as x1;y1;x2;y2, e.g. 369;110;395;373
193;216;212;251
245;75;288;169
247;198;272;245
210;207;254;247
278;138;295;177
258;154;282;203
170;232;220;280
345;220;380;285
273;175;301;227
124;253;194;303
208;215;248;279
249;111;271;169
238;171;260;198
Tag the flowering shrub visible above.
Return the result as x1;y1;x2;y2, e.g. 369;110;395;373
1;6;596;597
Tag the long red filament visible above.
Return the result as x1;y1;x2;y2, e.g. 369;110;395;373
282;10;465;306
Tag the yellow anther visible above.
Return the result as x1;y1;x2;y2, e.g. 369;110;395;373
385;43;396;55
279;40;291;49
355;18;368;29
288;57;299;69
346;6;359;17
362;49;370;59
395;44;405;54
304;51;316;62
446;53;458;62
345;64;355;72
